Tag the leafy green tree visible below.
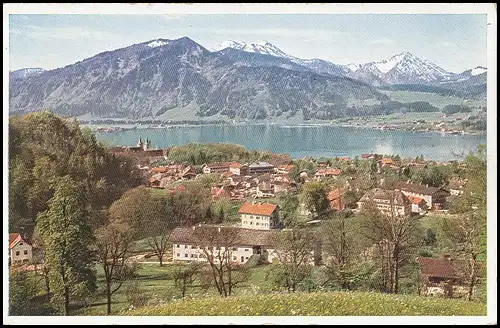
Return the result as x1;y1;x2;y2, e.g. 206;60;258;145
9;271;39;315
36;176;97;315
278;193;300;227
299;182;331;220
9;112;141;235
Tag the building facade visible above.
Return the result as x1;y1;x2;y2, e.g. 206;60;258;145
9;233;33;265
248;162;275;175
357;188;411;217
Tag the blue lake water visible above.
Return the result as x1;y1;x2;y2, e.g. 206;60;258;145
94;125;486;161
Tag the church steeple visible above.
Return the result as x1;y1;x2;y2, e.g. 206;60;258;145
137;136;143;148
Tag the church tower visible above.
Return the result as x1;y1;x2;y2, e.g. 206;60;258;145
137;137;143;149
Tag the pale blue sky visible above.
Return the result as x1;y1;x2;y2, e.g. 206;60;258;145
9;14;487;73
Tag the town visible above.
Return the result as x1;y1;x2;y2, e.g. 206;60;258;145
9;117;486;316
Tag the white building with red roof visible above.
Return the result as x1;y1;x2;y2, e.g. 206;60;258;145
9;233;32;265
238;201;279;230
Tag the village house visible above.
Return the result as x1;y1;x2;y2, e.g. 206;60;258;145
256;181;275;198
448;178;467;196
407;195;428;214
316;158;329;167
169;225;281;265
229;163;249;176
357;188;411;217
417;255;469;298
202;162;233;174
395;182;450;210
275;165;295;175
247;162;275;175
377;157;400;172
327;188;346;211
180;166;197;180
314;168;342;181
361;153;377;160
9;233;33;265
211;185;230;200
238;202;280;230
169;201;322;266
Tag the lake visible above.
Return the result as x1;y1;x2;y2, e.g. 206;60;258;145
94;125;486;161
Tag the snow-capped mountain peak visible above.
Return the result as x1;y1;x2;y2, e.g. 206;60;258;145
348;51;455;84
216;40;294;59
215;39;350;77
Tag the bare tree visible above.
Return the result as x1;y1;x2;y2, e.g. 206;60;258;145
95;218;137;314
171;262;204;298
360;195;421;294
268;229;315;293
192;226;249;297
322;213;362;290
441;214;484;301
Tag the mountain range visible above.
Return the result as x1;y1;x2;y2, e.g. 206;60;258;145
9;37;486;121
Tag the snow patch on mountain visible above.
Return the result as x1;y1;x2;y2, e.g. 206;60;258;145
471;66;487;76
10;67;46;80
147;40;169;48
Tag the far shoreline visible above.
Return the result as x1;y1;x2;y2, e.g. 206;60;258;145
83;120;486;137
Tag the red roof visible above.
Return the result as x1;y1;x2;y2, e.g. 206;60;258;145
417;257;458;279
408;195;424;205
238;202;277;216
9;233;29;249
381;158;395;165
229;162;242;168
151;166;169;173
315;168;342;176
327;188;346;201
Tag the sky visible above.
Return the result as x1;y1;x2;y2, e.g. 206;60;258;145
8;14;488;73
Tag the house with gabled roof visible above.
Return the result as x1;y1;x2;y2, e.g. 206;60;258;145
9;233;33;265
396;182;450;210
238;201;280;230
417;255;469;298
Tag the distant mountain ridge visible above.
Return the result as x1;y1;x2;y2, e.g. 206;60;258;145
9;37;388;121
216;40;486;87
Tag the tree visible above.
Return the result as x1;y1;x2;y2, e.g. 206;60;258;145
278;193;300;227
359;197;421;294
108;187;172;267
9;270;39;315
171;262;204;298
267;229;316;293
9;112;142;235
321;213;362;290
441;145;486;301
36;176;97;315
95;217;137;314
299;182;331;220
192;226;250;297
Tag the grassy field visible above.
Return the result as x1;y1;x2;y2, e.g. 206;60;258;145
74;262;272;315
125;290;487;316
